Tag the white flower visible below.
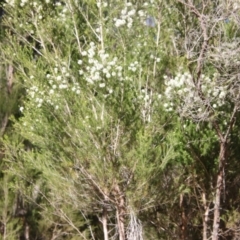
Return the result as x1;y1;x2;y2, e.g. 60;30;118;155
127;22;132;28
81;51;87;56
103;68;108;74
99;83;105;88
78;59;82;65
128;9;136;16
59;84;68;89
138;10;145;17
163;103;168;108
88;48;95;57
19;106;24;112
86;78;94;84
115;19;126;27
96;63;103;70
93;72;101;81
62;67;67;74
219;91;225;99
56;76;62;81
212;89;219;97
121;8;127;15
6;0;15;6
144;95;150;101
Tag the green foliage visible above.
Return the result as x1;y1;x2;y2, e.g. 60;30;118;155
1;0;240;239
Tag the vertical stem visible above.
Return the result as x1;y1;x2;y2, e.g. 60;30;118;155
6;64;13;94
0;114;9;137
114;184;125;240
24;222;30;240
179;194;187;240
212;143;226;240
202;192;209;240
153;8;161;77
102;206;109;240
98;0;104;52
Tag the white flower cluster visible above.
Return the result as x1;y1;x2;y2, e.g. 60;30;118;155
128;61;139;72
209;41;240;73
112;2;157;29
5;0;15;6
113;2;136;28
79;42;123;86
47;64;80;94
25;63;80;110
20;0;27;7
6;0;69;23
164;72;227;119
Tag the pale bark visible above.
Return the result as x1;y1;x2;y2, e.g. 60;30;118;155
24;223;30;240
0;114;8;137
0;64;14;136
212;143;226;240
102;206;109;240
6;65;13;94
113;184;125;240
179;194;187;240
202;192;209;240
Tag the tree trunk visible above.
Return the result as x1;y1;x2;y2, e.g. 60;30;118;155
0;114;8;137
212;142;227;240
6;65;14;94
24;222;30;240
113;184;125;240
202;192;209;240
179;194;187;240
102;199;109;240
102;197;108;240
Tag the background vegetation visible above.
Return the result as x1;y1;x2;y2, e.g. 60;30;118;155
0;0;240;239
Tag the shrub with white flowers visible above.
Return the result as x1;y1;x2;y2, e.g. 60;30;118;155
23;62;80;112
163;72;228;120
